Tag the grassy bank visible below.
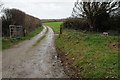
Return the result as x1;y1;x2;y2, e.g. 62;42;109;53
42;22;63;33
55;29;119;78
2;26;43;50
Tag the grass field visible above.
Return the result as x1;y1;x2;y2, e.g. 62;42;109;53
42;22;119;78
42;22;63;33
2;26;43;50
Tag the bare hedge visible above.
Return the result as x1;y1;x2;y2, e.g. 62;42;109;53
62;17;120;33
2;8;42;37
62;18;89;31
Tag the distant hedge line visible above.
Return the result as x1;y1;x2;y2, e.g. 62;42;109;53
63;17;120;32
2;9;42;37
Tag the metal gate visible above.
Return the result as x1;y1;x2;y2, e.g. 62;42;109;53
9;25;24;39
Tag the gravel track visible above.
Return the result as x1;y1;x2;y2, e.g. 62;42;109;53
2;26;67;78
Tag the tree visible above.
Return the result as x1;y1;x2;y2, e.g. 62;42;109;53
72;0;120;31
0;1;3;37
1;9;12;37
0;1;3;12
2;9;12;20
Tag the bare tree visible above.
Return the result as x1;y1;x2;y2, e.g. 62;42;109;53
0;1;3;11
2;9;12;21
0;1;3;37
72;0;120;31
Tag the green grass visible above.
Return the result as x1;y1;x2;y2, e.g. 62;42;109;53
42;22;63;33
55;29;119;78
2;26;43;50
32;27;49;47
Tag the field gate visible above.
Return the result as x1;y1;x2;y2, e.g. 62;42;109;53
9;25;24;39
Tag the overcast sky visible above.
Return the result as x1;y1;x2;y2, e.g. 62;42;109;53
2;0;76;19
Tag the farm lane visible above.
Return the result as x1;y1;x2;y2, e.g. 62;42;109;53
2;26;67;78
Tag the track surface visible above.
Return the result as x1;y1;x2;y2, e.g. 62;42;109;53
2;26;67;78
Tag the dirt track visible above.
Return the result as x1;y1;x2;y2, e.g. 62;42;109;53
2;26;67;78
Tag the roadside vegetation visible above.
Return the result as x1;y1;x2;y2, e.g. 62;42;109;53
2;8;43;50
2;26;43;50
43;22;63;33
58;1;119;78
44;22;119;78
55;29;119;78
2;8;42;37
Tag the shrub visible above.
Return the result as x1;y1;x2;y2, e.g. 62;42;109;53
62;18;89;31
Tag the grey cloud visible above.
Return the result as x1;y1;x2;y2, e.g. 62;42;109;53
2;0;76;19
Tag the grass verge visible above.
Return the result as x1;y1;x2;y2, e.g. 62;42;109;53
32;27;49;47
42;22;63;33
55;29;119;78
2;26;43;50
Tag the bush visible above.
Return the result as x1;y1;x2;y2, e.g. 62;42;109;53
62;18;89;31
62;16;120;34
